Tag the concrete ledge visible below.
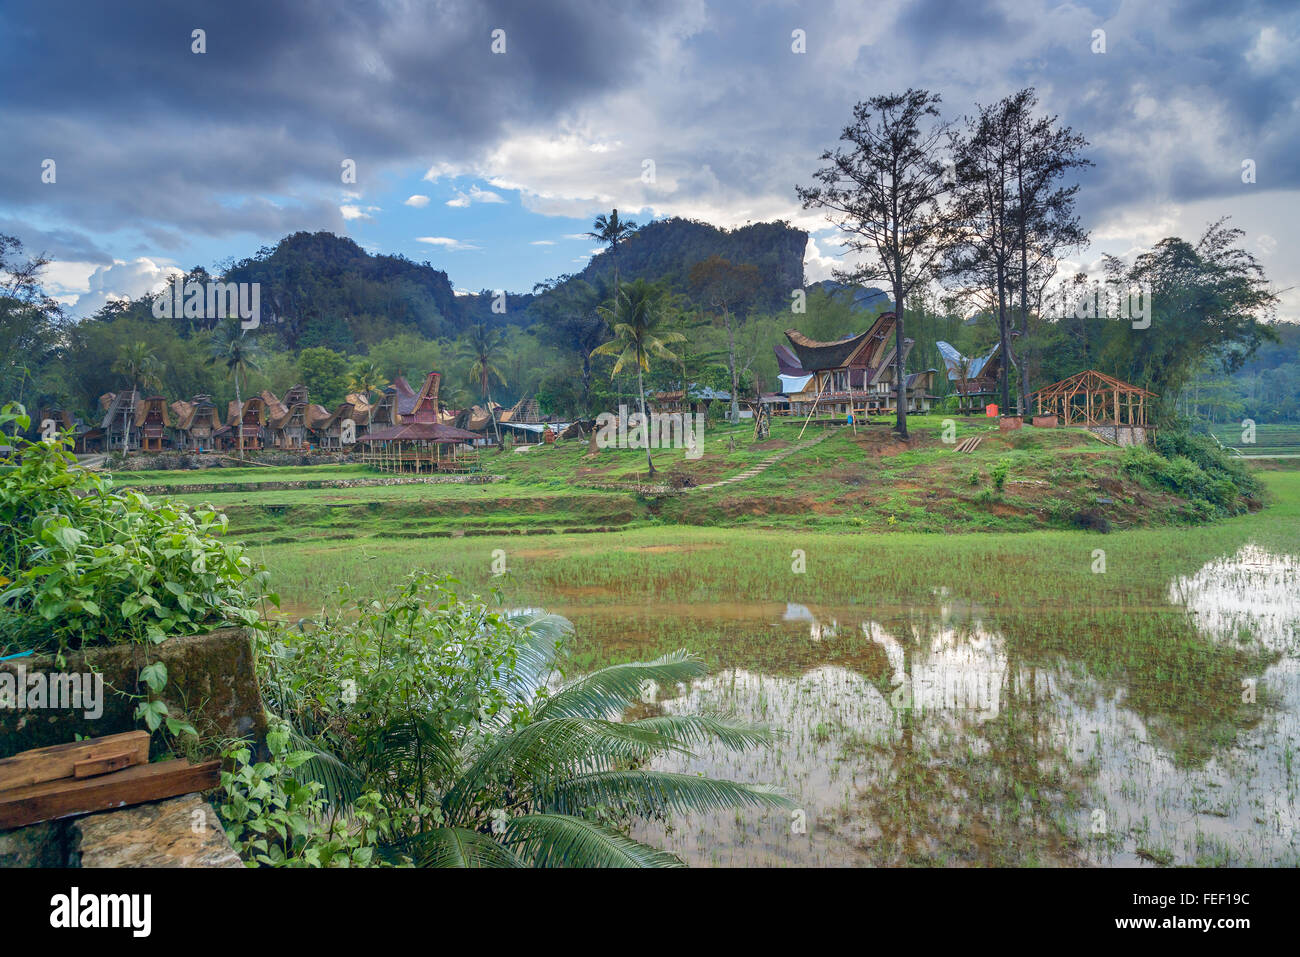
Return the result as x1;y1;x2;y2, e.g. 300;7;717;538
0;627;266;759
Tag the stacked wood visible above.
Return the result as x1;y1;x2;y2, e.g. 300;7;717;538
0;732;219;830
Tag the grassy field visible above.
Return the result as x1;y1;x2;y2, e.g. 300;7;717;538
115;426;1295;867
108;415;1246;544
1209;422;1300;457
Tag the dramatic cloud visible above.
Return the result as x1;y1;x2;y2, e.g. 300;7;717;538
71;258;183;317
1;0;1296;315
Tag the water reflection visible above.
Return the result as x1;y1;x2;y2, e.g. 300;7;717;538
622;545;1300;866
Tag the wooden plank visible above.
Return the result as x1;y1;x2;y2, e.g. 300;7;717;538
0;731;149;793
0;758;220;830
73;752;137;779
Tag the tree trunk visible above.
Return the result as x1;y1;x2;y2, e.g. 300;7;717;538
235;373;245;461
637;362;654;477
1017;159;1031;416
725;311;740;424
997;263;1011;414
893;280;908;439
487;384;502;444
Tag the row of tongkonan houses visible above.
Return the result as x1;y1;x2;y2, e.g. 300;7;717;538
37;372;551;454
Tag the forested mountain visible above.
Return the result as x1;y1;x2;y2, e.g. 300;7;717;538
222;232;463;351
577;218;808;313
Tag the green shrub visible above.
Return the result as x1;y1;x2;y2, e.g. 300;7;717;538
0;403;268;654
1155;429;1260;499
1120;430;1255;516
218;722;395;868
251;572;789;867
991;458;1011;492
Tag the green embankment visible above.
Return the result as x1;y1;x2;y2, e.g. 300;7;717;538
108;415;1268;544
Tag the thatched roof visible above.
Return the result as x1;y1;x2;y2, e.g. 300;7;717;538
784;328;872;371
133;396;170;427
358;422;480;443
228;395;268;425
305;404;332;428
100;390;138;429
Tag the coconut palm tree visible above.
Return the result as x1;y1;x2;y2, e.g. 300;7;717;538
111;342;163;452
456;322;508;443
586;209;639;301
405;640;789;867
207;321;262;461
592;279;685;477
346;360;388;402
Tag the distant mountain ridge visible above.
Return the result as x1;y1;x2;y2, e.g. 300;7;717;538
128;219;809;352
573;217;808;313
809;280;893;315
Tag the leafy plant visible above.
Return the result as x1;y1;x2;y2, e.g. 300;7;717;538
0;402;269;654
991;458;1011;492
256;572;791;867
218;722;395;867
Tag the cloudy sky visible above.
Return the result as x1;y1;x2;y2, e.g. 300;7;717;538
1;0;1296;319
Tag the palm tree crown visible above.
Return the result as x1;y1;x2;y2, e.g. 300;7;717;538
592;279;685;476
586;208;639;298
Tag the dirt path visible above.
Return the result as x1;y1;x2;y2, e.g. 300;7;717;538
692;425;841;492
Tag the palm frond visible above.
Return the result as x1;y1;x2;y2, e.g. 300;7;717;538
362;716;460;783
538;769;795;818
444;717;690;816
504;813;684;868
401;827;524;868
501;611;570;697
629;713;782;752
285;725;364;811
536;650;707;719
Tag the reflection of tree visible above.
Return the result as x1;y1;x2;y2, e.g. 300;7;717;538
854;607;1085;865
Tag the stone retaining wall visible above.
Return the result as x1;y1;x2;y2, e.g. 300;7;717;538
0;627;266;758
1087;425;1148;446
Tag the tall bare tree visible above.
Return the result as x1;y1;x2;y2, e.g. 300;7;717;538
946;100;1017;413
798;90;954;439
1003;89;1092;412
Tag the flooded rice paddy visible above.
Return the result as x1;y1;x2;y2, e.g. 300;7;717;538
262;474;1300;867
549;545;1300;867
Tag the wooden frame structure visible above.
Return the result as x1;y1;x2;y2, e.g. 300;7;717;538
1030;369;1156;428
